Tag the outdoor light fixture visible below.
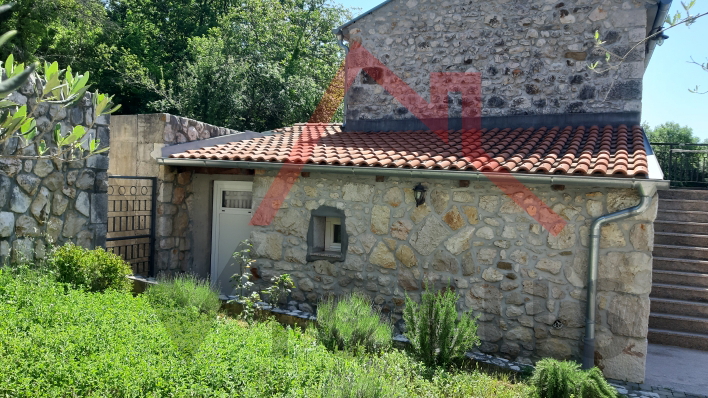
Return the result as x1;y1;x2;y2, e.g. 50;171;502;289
413;183;427;207
656;33;669;46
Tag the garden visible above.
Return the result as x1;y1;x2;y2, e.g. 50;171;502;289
0;242;620;397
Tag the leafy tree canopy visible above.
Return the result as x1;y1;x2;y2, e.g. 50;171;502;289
0;0;350;130
644;121;705;144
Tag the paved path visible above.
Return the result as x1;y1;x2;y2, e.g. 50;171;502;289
609;344;708;398
645;344;708;397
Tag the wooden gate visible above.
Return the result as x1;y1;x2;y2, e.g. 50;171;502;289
106;176;157;276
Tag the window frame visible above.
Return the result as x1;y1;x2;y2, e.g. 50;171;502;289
325;217;341;251
307;206;347;262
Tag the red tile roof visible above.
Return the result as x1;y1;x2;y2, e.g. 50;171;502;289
169;123;649;178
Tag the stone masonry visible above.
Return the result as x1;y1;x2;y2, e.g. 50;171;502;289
0;84;110;263
0;74;110;264
249;171;657;382
342;0;648;122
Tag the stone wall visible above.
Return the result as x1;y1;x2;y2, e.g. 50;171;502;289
108;114;244;275
248;171;657;382
0;88;110;263
342;0;648;123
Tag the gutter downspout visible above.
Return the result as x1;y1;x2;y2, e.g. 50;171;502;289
581;182;656;370
335;31;349;129
645;0;673;68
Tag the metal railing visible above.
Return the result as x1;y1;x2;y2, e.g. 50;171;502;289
651;143;708;189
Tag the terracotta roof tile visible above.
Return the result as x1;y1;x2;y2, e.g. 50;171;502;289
170;123;650;178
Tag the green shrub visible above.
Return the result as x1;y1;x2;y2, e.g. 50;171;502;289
317;292;392;354
145;274;221;317
403;287;479;368
530;358;618;398
47;243;132;293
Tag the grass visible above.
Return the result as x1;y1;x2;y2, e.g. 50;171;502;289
0;268;532;397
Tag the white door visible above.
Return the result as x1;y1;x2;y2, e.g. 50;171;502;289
211;181;253;295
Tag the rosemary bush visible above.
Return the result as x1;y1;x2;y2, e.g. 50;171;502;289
317;292;392;354
144;274;221;317
403;287;479;368
530;358;618;398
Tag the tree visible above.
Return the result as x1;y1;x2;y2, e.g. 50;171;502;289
0;0;107;64
0;3;119;161
644;121;701;143
645;121;708;187
0;0;349;127
150;0;349;131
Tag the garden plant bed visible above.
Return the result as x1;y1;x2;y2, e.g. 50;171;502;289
0;269;532;397
220;295;535;382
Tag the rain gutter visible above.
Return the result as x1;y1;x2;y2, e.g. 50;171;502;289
581;182;656;370
157;158;669;190
336;33;350;128
645;0;673;68
332;0;395;35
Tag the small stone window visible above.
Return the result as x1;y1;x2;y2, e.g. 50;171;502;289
307;206;347;262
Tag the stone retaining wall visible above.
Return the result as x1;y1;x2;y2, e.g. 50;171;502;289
0;85;110;263
342;0;648;122
248;170;657;382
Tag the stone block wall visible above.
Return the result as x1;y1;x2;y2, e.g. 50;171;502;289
109;113;243;275
248;171;657;382
0;87;110;263
155;167;195;273
342;0;648;122
162;113;241;145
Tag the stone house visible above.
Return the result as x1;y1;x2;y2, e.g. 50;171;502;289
124;0;673;383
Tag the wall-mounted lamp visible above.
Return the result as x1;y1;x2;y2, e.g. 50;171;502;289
656;33;669;46
413;183;427;207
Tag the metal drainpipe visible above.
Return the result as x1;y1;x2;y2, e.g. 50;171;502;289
336;32;349;128
581;183;656;370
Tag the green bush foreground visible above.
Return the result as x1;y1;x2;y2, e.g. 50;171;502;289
0;268;531;397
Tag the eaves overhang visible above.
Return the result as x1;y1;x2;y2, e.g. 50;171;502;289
158;157;670;191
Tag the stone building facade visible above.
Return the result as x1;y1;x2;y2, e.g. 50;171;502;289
0;84;110;263
340;0;650;127
155;0;669;384
247;171;657;382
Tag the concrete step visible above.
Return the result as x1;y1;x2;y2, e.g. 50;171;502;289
654;257;708;273
659;199;708;212
651;297;708;319
655;232;708;248
653;269;708;288
659;190;708;201
657;210;708;223
651;283;708;303
653;244;708;261
649;313;708;334
648;328;708;351
654;220;708;235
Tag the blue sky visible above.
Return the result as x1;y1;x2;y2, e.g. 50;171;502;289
335;0;708;140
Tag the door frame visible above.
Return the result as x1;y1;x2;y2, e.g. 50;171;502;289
210;180;254;287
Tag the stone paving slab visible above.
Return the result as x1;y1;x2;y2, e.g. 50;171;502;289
609;380;707;398
644;344;708;397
